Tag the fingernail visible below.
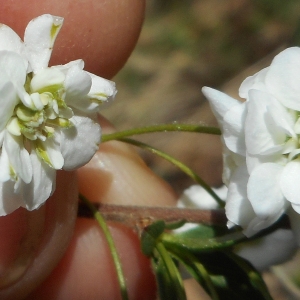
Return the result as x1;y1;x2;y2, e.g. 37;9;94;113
0;206;46;288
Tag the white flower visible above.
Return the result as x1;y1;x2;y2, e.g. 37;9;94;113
176;185;225;232
0;14;116;215
178;185;297;270
202;47;300;243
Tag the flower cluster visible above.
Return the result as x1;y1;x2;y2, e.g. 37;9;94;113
0;14;116;215
202;47;300;243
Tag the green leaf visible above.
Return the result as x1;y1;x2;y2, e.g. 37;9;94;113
223;251;273;300
165;220;187;230
174;224;228;240
169;250;220;300
163;231;273;300
193;251;273;300
162;231;246;253
141;220;166;256
153;242;187;300
151;254;176;300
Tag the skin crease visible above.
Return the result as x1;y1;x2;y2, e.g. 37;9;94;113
0;1;208;299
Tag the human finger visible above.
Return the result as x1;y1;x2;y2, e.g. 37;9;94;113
28;116;177;299
0;0;146;297
0;0;145;78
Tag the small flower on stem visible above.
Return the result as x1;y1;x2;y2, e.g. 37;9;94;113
202;47;300;244
0;14;116;215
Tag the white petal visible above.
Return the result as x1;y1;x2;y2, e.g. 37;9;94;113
0;180;24;216
291;203;300;214
246;152;286;174
36;136;64;170
247;163;286;220
236;229;297;271
22;151;55;210
244;216;278;237
24;14;63;71
203;86;248;156
30;93;44;110
202;86;240;123
0;131;4;147
0;23;24;54
54;59;84;74
222;146;245;185
0;80;19;131
0;51;27;86
64;62;92;111
178;185;227;210
223;102;247;155
265;47;300;110
30;67;65;92
60;116;101;170
288;149;300;161
225;164;255;228
287;207;300;246
4;132;32;184
268;105;295;138
239;67;269;99
245;90;288;155
88;72;117;103
280;160;300;205
0;146;11;182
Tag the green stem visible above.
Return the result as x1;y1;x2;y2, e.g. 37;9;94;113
80;194;129;300
115;137;224;208
155;242;187;300
168;249;220;300
101;124;221;142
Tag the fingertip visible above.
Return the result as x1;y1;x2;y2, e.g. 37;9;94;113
0;171;78;299
78;140;177;207
79;115;177;207
0;0;146;78
28;219;156;300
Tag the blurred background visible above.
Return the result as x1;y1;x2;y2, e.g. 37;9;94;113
102;2;300;298
102;0;300;193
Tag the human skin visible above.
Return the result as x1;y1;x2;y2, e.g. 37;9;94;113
0;1;209;299
0;1;180;299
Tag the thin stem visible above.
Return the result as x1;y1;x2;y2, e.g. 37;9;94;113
168;249;220;300
101;124;221;142
155;242;187;300
116;137;225;208
79;195;129;300
78;202;227;229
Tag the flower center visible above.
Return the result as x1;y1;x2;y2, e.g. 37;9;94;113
6;69;73;142
282;114;300;161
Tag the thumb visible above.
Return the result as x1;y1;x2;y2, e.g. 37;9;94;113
0;171;78;300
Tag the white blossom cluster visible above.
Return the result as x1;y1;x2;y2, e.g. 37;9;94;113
203;47;300;243
0;14;116;215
